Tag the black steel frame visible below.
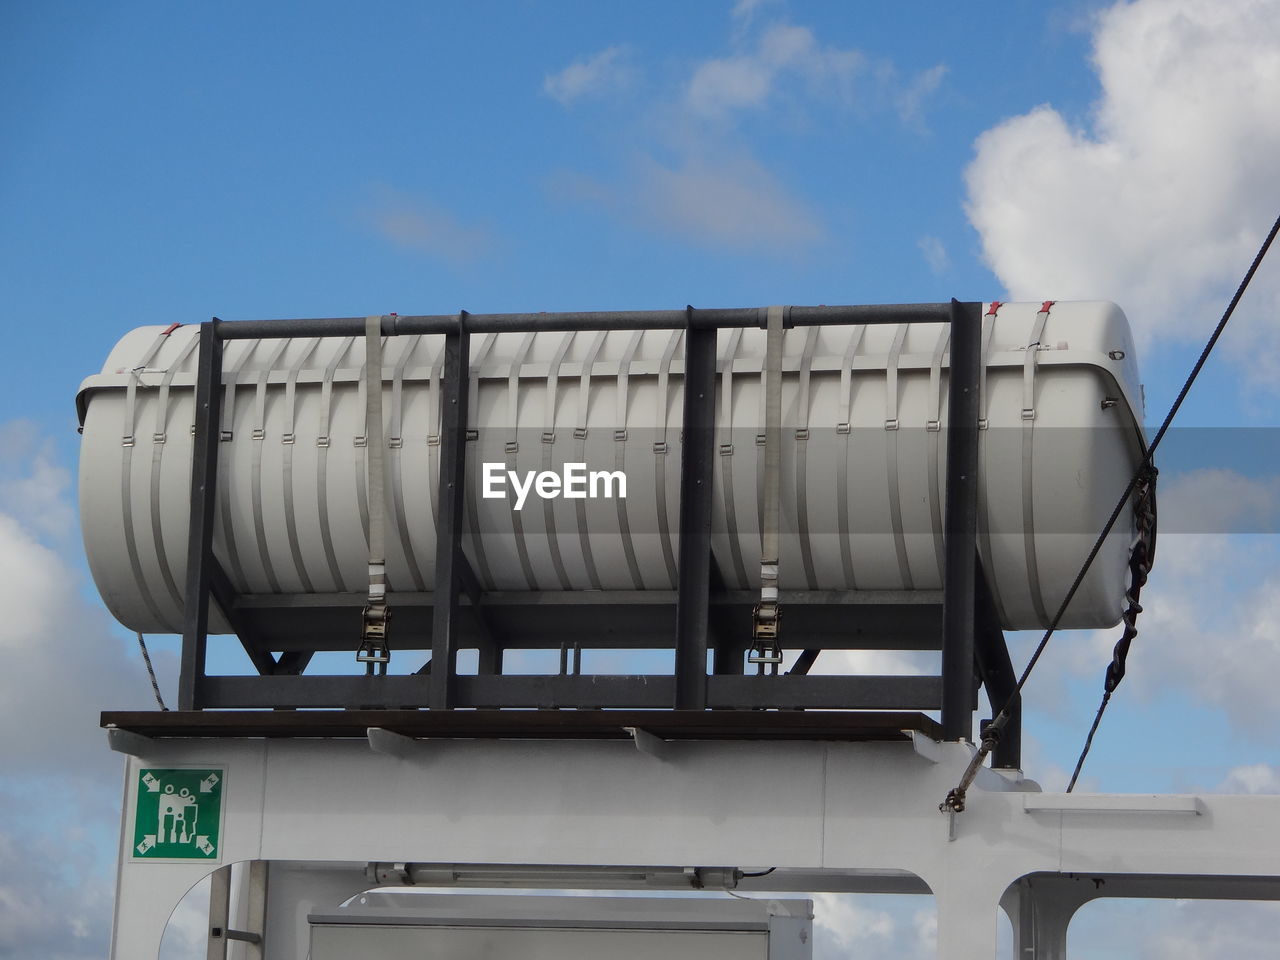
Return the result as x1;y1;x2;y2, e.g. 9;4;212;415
174;300;1019;762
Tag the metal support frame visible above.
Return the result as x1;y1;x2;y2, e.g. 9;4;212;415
940;299;982;740
168;301;1015;748
975;563;1021;769
179;320;223;711
674;313;717;709
429;313;471;709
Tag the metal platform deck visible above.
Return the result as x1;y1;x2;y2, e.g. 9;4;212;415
101;708;942;742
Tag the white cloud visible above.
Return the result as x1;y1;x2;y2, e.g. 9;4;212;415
0;510;153;776
548;10;945;254
0;421;75;541
918;235;949;275
1214;762;1280;794
811;893;935;960
361;186;495;265
159;876;212;960
809;648;936;677
1078;529;1280;734
0;823;116;960
812;893;893;953
685;23;863;118
1139;901;1280;959
1072;898;1280;960
965;0;1280;379
0;424;160;958
896;64;948;130
731;0;777;27
543;45;634;106
1157;467;1280;533
635;154;824;252
557;153;825;255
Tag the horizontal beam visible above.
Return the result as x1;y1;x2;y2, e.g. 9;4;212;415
215;303;966;340
231;592;945;653
190;674;940;710
101;708;942;741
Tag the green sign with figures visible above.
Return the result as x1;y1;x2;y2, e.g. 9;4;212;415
132;768;223;861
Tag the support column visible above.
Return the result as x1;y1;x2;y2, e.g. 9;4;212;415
429;313;471;709
941;299;982;740
933;877;1003;960
179;319;224;711
674;313;717;709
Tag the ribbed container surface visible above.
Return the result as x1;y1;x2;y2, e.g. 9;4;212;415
77;301;1148;635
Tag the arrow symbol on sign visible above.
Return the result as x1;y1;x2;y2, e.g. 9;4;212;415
142;773;160;793
136;835;156;855
200;773;220;794
196;836;213;855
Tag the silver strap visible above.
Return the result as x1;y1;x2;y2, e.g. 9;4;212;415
885;324;913;589
317;336;356;591
573;331;607;591
718;328;748;587
540;333;576;589
977;308;998;611
149;333;200;616
364;317;388;601
282;337;321;593
755;338;768;538
218;341;253;592
250;340;290;594
507;333;539;590
426;344;444;528
1022;303;1053;624
464;334;498;590
122;326;176;446
389;335;426;591
927;325;950;582
654;329;682;586
358;316;391;664
795;327;819;590
122;327;179;631
755;306;785;645
615;330;645;589
837;325;866;589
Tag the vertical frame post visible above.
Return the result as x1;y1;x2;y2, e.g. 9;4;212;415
941;300;982;740
976;565;1022;768
674;310;717;710
179;319;223;711
206;864;231;960
429;312;471;709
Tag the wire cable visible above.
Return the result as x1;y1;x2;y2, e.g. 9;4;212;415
136;632;169;711
943;210;1280;812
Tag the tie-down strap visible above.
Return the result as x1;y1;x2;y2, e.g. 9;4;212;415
752;305;786;656
358;315;391;666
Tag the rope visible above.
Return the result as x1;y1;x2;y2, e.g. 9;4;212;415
136;632;169;711
942;209;1280;813
1066;691;1110;792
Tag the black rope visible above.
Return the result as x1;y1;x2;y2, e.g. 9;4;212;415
136;632;169;711
1066;691;1111;791
943;210;1280;813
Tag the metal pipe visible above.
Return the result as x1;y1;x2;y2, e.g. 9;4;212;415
213;303;958;340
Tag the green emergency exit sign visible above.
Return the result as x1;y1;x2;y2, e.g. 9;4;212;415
132;767;224;861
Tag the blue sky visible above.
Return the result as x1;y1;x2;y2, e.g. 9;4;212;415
3;1;1280;957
